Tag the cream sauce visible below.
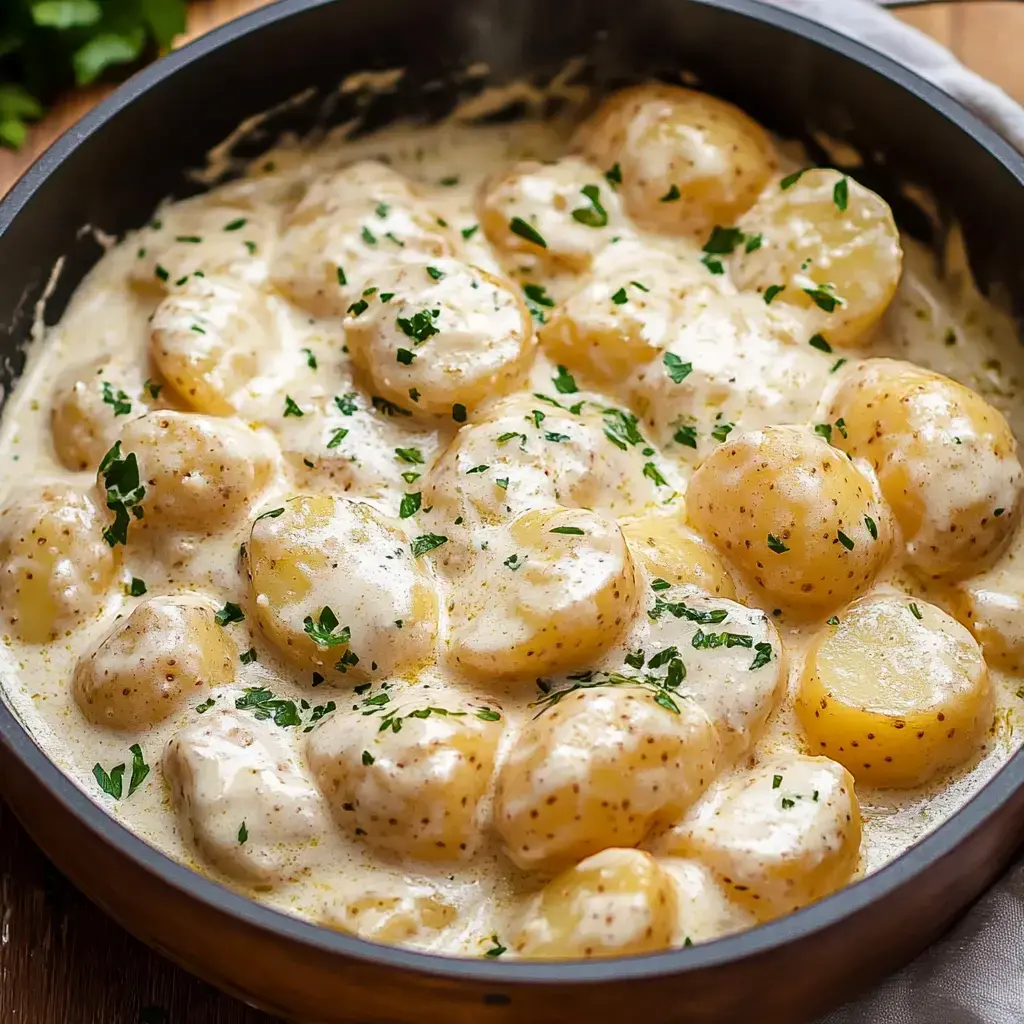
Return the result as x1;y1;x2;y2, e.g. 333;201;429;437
1;104;1022;959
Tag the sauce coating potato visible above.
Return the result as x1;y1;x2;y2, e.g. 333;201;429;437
246;494;437;678
0;486;118;642
621;513;737;599
164;710;326;886
344;258;534;417
323;886;456;945
117;411;277;530
449;506;641;680
478;157;623;270
512;848;677;958
823;359;1022;578
74;596;235;729
797;594;992;788
495;685;720;872
687;426;895;614
150;275;274;415
731;169;903;347
272;160;456;316
307;699;502;861
51;357;155;471
575;84;777;236
665;754;861;920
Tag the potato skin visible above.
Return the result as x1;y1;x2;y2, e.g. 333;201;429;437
575;84;777;236
824;359;1022;578
495;685;720;873
687;425;895;615
0;485;118;643
796;593;992;788
74;596;235;729
512;848;677;958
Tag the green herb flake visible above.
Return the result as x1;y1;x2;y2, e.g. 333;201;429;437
611;286;628;305
101;381;132;416
399;492;421;519
780;168;808;190
128;743;150;797
93;761;125;799
837;530;855;551
660;184;681;203
663;352;692;384
397;308;441;343
674;424;698;449
484;935;507;958
461;224;480;240
711;422;734;443
240;647;258;665
909;602;923;620
751;642;773;670
327;427;349;449
235;687;301;728
196;697;216;714
864;515;878;540
509;216;547;248
411;534;448;558
452;403;467;423
224;218;247;232
129;577;147;597
767;533;789;554
834;176;850;212
809;333;833;353
395;447;424;465
763;284;785;305
549;526;585;536
283;395;304;417
643;462;668;487
605;163;622;186
772;774;783;789
303;607;350;649
571;184;609;228
215;602;245;627
552;365;578;394
238;821;248;844
804;283;842;313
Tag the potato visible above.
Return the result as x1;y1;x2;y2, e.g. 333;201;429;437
307;699;503;861
575;84;777;236
687;426;895;614
116;411;276;531
323;886;456;946
621;513;737;599
51;357;156;471
448;506;641;680
665;754;861;921
345;258;534;417
0;486;118;642
626;291;831;463
539;237;706;385
796;593;992;787
423;393;657;571
824;359;1022;578
495;685;720;872
657;858;756;943
512;848;677;958
73;596;235;729
150;275;274;415
731;169;902;347
272;160;456;317
164;710;326;886
478;157;624;271
246;495;437;678
130;199;274;291
626;584;784;761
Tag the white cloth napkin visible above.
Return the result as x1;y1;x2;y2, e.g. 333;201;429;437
756;3;1024;1022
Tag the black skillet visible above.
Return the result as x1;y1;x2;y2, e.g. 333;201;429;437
1;1;1023;1021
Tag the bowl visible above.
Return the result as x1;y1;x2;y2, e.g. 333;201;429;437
2;1;1024;1021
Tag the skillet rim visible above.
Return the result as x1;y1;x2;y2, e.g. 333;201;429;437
1;0;1023;989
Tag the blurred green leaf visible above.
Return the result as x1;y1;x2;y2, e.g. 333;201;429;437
141;0;186;49
73;26;145;85
31;1;102;29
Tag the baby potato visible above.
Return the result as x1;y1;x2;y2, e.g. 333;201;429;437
495;685;720;873
478;157;623;271
323;885;456;946
150;275;275;415
627;291;831;463
687;426;895;615
73;596;235;729
539;237;706;385
345;258;534;417
665;754;861;921
575;84;777;236
823;359;1022;578
0;486;118;643
130;200;274;291
51;357;156;472
307;699;502;861
621;513;737;599
796;593;992;788
513;848;677;959
272;160;456;317
628;584;783;761
449;506;641;680
731;169;902;347
116;411;276;530
423;394;656;566
246;495;437;677
164;710;326;887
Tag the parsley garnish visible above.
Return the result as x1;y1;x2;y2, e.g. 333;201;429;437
804;284;842;313
484;936;507;958
837;530;855;551
834;176;850;212
235;687;301;727
397;308;441;343
767;533;789;554
780;168;808;190
93;761;125;799
128;743;150;797
303;607;350;648
750;642;773;670
664;352;692;383
327;427;348;449
605;163;622;186
711;422;734;443
674;424;698;449
98;441;145;548
764;285;785;305
552;365;577;394
603;407;645;451
128;577;146;597
909;602;923;620
864;515;878;539
395;447;424;464
571;184;608;227
302;348;318;369
399;492;421;519
215;602;245;626
224;218;247;232
240;647;258;665
196;697;216;714
452;403;467;423
643;462;668;487
549;526;584;536
335;392;358;415
509;217;547;248
809;333;832;353
611;286;628;304
373;396;412;417
660;184;681;202
101;381;131;416
411;534;447;557
283;395;304;417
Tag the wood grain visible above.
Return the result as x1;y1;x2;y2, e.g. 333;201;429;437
1;3;1023;1022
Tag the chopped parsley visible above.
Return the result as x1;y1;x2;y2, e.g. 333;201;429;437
196;697;216;714
215;602;245;627
837;530;855;551
224;218;247;232
571;184;609;227
395;447;424;465
804;283;842;313
373;396;412;417
780;168;808;190
101;381;132;416
347;299;369;317
750;642;773;670
411;534;447;558
660;184;681;202
767;533;790;554
336;266;347;286
509;216;547;248
302;606;350;648
302;348;318;369
643;462;668;487
484;935;507;958
549;526;585;536
664;352;692;383
692;629;753;650
396;348;416;365
611;286;629;304
327;427;349;449
711;422;734;443
235;687;301;728
452;403;468;423
283;395;304;417
254;507;284;523
649;598;728;625
864;515;878;540
397;308;441;343
93;761;125;799
461;224;480;240
603;407;645;451
399;492;421;519
238;821;248;844
98;441;145;548
763;285;785;305
909;602;923;620
834;176;850;212
503;553;524;571
809;333;833;353
605;163;622;186
128;743;150;797
128;577;147;597
772;774;783;789
240;647;258;665
674;424;698;449
552;365;578;394
335;392;358;415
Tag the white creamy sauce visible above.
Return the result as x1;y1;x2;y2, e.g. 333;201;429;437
1;88;1023;959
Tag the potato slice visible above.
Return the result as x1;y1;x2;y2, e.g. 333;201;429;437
512;848;677;958
448;506;641;680
665;754;861;920
687;425;895;615
796;594;992;787
731;169;902;346
74;596;234;729
495;684;720;872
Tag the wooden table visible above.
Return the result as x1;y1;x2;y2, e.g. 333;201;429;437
1;3;1023;1022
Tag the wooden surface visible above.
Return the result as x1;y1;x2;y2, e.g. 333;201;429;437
1;2;1024;1022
